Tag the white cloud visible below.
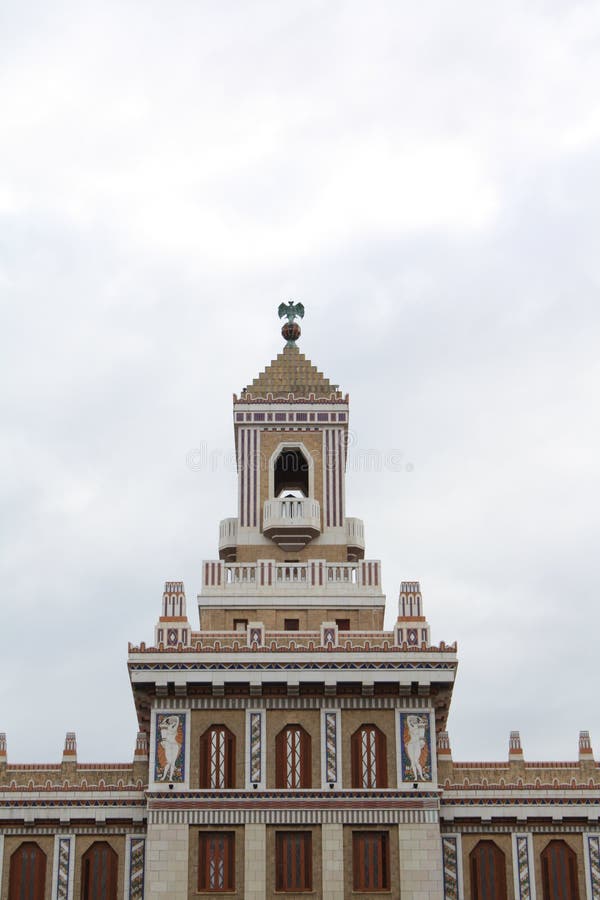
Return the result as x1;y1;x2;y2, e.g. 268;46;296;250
0;0;599;764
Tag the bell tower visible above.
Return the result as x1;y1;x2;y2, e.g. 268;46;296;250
201;303;383;632
223;301;358;561
132;304;457;900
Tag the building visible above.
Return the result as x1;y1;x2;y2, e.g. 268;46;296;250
1;305;599;900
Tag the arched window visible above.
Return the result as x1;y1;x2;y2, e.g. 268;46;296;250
541;840;580;900
81;842;118;900
200;725;236;789
470;840;507;900
276;724;311;788
9;842;46;900
351;724;387;788
274;448;309;497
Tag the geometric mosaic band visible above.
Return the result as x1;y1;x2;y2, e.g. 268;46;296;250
157;695;439;710
55;836;72;900
148;806;440;826
588;836;600;900
325;712;337;784
250;712;262;784
515;835;532;900
128;837;146;900
442;835;459;900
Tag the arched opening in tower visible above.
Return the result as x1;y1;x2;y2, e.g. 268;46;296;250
274;448;309;497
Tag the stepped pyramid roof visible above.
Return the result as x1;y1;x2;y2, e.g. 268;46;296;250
239;344;343;401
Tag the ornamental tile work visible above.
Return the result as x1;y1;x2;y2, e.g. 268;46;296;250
153;713;186;783
250;712;262;784
325;712;337;784
399;712;432;783
515;835;532;900
588;836;600;900
129;837;146;900
442;836;459;900
55;837;71;900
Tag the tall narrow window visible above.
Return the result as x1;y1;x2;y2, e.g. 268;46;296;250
8;842;46;900
276;725;311;788
353;832;390;892
351;724;387;788
274;448;309;497
470;840;507;900
198;832;235;892
275;831;312;892
81;842;118;900
541;840;580;900
200;725;236;788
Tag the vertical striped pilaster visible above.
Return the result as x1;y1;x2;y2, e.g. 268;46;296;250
321;709;341;788
0;835;4;898
246;709;265;788
52;835;74;900
442;834;463;900
585;835;600;900
239;428;259;528
125;835;146;900
512;833;536;900
324;429;344;528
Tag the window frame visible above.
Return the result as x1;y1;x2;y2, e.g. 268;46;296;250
469;840;507;900
275;724;312;789
275;831;312;892
352;831;390;892
541;840;580;900
351;724;387;789
8;841;46;900
198;831;235;893
199;724;236;789
81;841;118;900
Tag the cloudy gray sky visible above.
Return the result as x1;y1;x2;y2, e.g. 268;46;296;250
1;0;599;765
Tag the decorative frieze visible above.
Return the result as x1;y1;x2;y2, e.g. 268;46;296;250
156;694;445;710
148;805;440;826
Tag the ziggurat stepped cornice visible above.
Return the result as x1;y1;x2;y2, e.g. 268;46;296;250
2;305;598;900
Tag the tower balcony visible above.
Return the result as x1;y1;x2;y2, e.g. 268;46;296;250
202;558;382;598
345;517;365;560
218;518;238;561
262;497;321;551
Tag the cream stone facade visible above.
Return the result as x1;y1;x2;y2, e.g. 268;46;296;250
1;311;599;899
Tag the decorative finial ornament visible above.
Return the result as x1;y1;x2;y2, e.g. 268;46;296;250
278;300;305;346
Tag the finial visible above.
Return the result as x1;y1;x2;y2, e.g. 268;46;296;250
135;731;149;759
63;732;77;761
278;300;305;347
509;730;523;758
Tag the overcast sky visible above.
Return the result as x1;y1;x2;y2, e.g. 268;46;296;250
1;0;599;766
